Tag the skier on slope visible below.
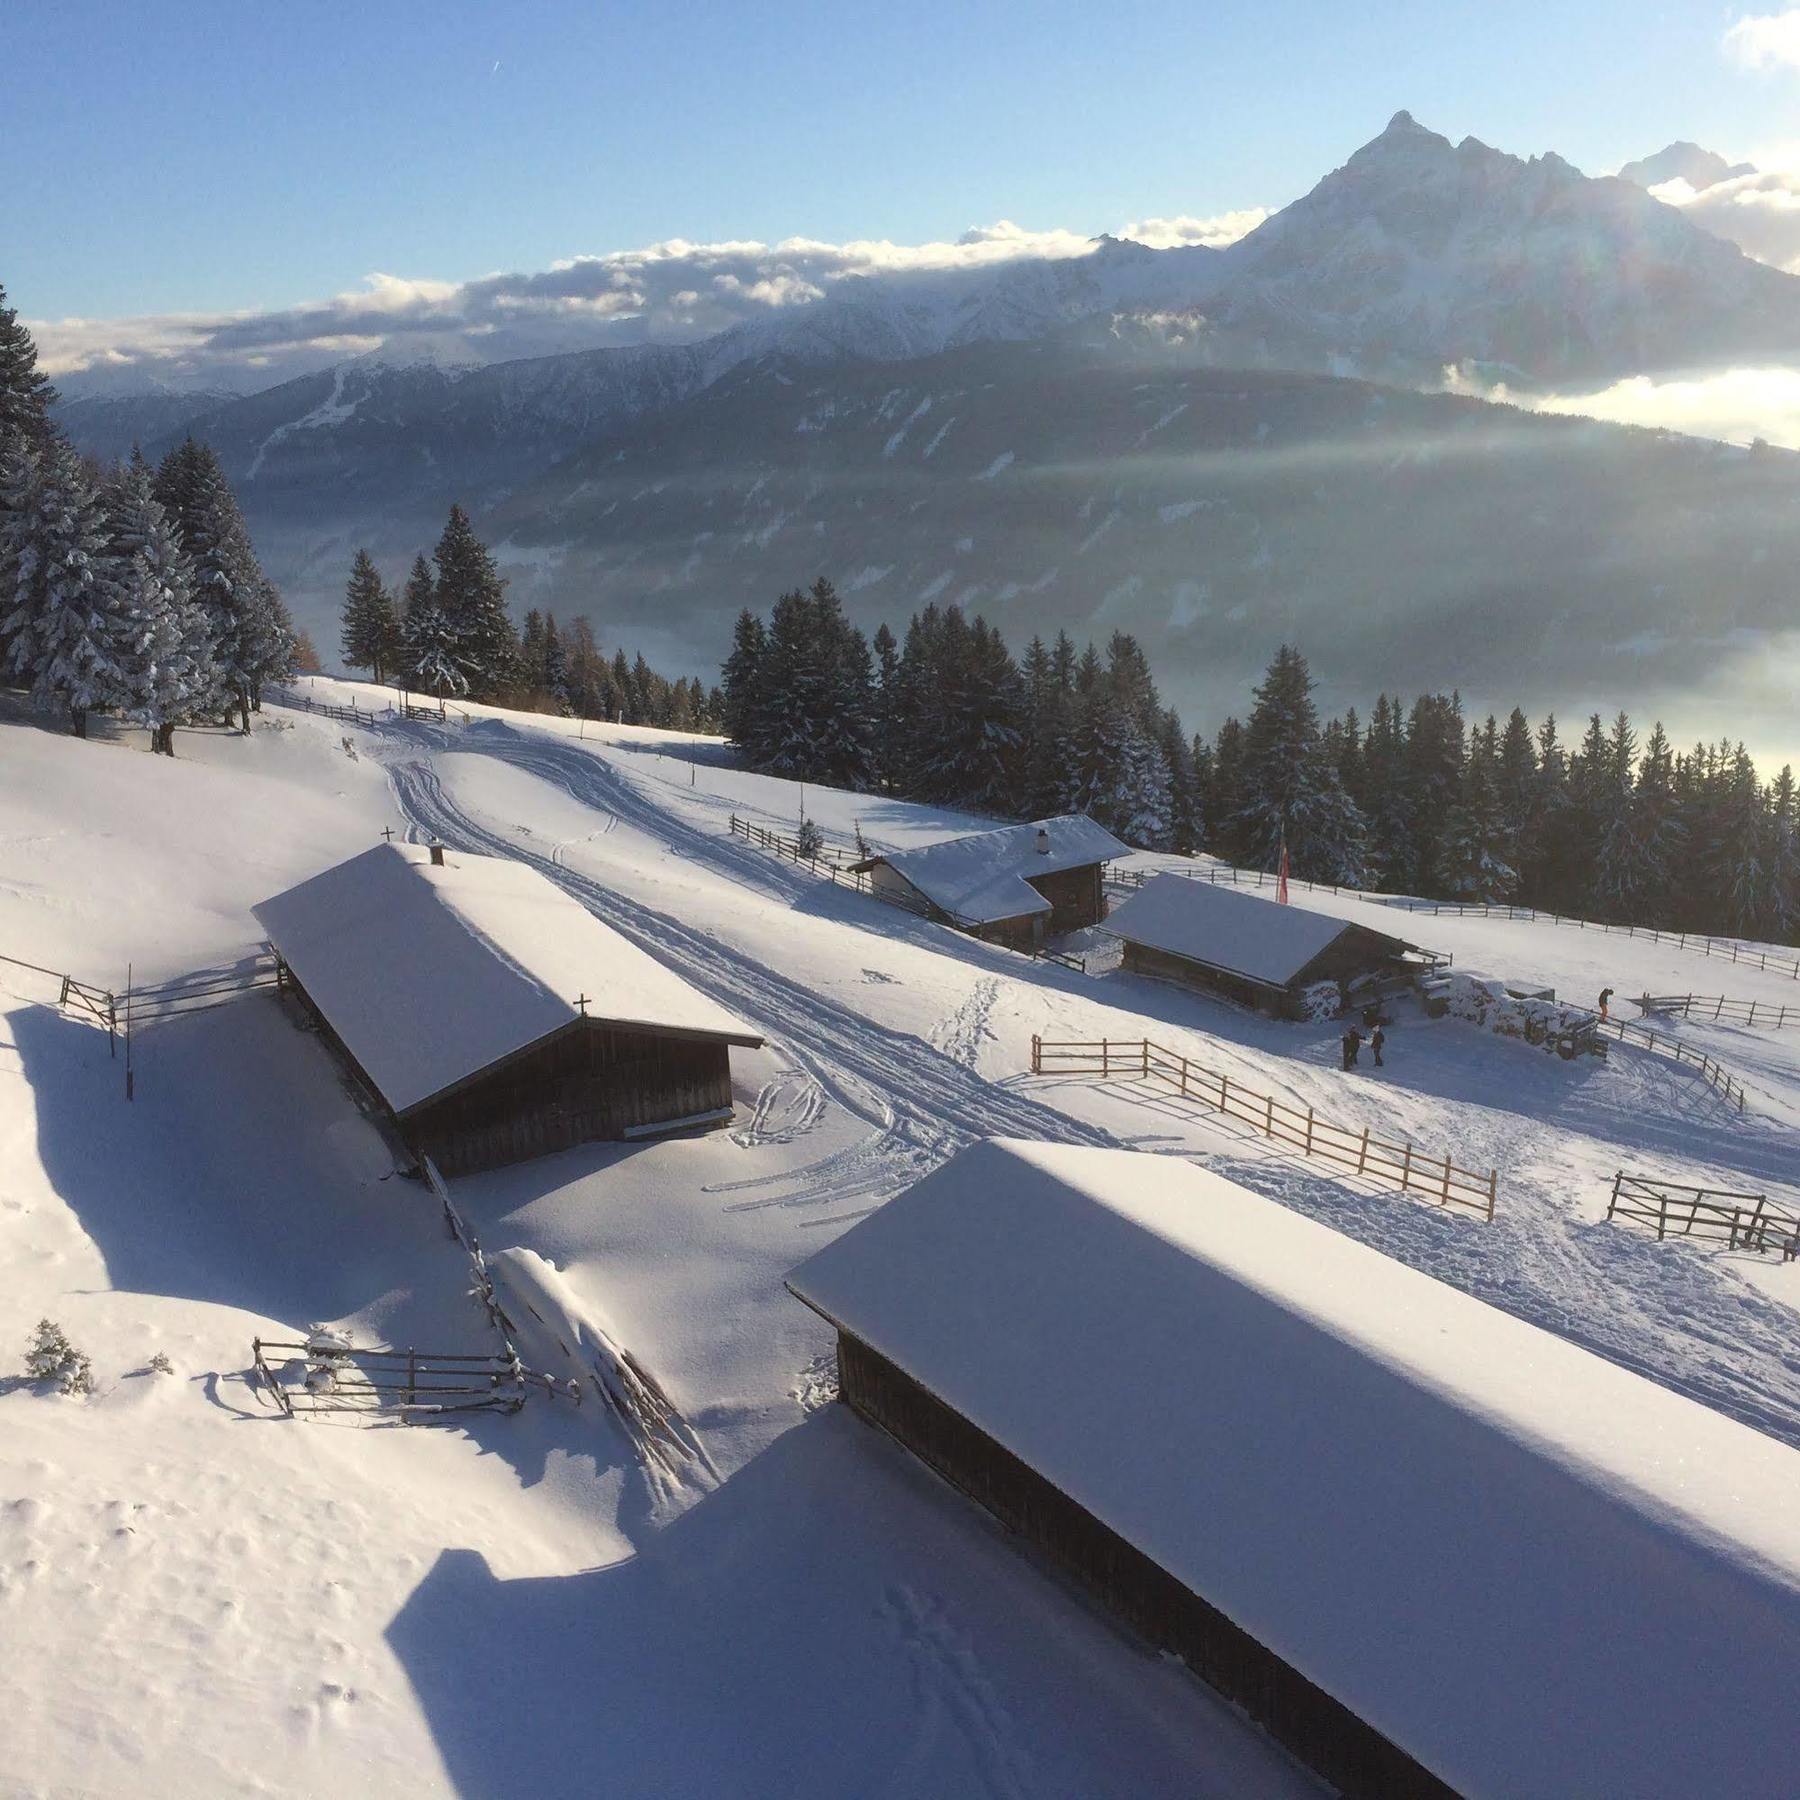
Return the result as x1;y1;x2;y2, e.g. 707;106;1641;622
1341;1026;1363;1070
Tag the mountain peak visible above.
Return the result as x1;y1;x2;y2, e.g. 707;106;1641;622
1385;109;1423;134
1616;141;1756;193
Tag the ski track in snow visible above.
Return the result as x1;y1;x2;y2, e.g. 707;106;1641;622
374;731;1115;1220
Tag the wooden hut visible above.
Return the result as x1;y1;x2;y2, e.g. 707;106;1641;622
786;1139;1800;1800
254;842;762;1175
847;814;1125;952
1105;872;1432;1016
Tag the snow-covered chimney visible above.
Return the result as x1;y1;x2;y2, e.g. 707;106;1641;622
1036;827;1050;856
429;843;445;867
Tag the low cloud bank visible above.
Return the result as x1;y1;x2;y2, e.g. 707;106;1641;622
1649;169;1800;273
36;209;1266;394
1447;364;1800;451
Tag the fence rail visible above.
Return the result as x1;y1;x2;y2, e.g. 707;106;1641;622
1636;994;1800;1030
1029;1035;1498;1220
250;1336;532;1417
729;815;1088;973
1593;1017;1749;1114
1105;861;1364;902
1606;1174;1799;1259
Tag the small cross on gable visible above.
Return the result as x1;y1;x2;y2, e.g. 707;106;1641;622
575;993;590;1016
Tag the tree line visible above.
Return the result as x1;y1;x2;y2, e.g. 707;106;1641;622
339;523;719;731
0;285;299;750
721;582;1800;942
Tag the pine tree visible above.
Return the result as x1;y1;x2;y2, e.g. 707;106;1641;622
1402;693;1465;893
100;460;210;753
1438;723;1517;901
1495;707;1539;874
721;608;768;752
431;503;514;698
1235;646;1368;883
542;613;569;709
1;436;125;737
0;284;55;455
400;552;464;699
1359;695;1413;891
154;439;279;729
340;549;398;683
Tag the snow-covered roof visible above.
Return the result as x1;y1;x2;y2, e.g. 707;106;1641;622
850;814;1127;925
1105;872;1415;987
253;843;760;1114
788;1140;1800;1800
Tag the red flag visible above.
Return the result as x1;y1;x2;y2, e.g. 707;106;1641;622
1277;837;1290;905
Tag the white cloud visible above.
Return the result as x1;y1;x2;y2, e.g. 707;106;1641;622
1449;363;1800;451
33;206;1266;392
1650;167;1800;272
1724;9;1800;70
1116;208;1269;250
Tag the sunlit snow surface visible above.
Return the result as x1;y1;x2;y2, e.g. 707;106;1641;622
3;677;1799;1797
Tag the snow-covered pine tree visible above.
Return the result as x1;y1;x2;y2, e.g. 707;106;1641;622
721;607;768;754
1234;645;1368;883
542;614;569;710
1358;695;1413;891
937;615;1022;811
1438;722;1517;901
1598;720;1683;924
100;460;210;753
1706;746;1771;937
431;503;514;698
341;549;399;684
153;439;271;730
1;435;127;737
0;284;56;455
1401;692;1465;894
1767;765;1799;939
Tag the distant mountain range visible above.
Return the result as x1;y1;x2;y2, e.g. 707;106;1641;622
53;113;1800;754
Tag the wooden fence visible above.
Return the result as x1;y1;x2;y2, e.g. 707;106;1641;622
1593;1017;1749;1114
250;1337;531;1418
729;814;1088;973
0;948;118;1043
1606;1173;1799;1260
1636;993;1799;1030
1029;1035;1498;1220
1105;861;1364;902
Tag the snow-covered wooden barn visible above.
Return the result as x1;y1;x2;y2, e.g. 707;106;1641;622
787;1139;1800;1800
254;842;762;1174
847;814;1125;951
1106;872;1431;1016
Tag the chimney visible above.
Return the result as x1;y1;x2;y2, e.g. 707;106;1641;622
429;843;445;867
1036;827;1050;856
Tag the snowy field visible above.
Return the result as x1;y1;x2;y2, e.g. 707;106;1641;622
3;678;1799;1798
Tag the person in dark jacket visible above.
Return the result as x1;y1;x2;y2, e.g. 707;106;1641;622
1599;986;1614;1022
1370;1025;1386;1068
1341;1026;1362;1070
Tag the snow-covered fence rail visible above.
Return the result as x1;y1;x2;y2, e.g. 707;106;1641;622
1605;1174;1799;1260
250;1336;530;1418
265;685;386;727
1636;994;1800;1030
1029;1035;1498;1220
126;958;280;1020
1104;861;1363;902
1592;1017;1749;1114
729;814;1088;973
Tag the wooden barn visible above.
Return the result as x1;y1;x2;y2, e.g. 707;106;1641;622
254;842;762;1175
786;1139;1800;1800
1105;872;1432;1016
847;814;1126;951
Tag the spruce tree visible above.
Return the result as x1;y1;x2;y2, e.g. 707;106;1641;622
1235;645;1368;883
1;436;125;737
0;284;55;455
341;550;398;683
1438;723;1517;901
721;608;769;752
431;503;514;697
100;460;210;753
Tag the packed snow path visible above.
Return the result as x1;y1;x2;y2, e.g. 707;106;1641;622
379;749;1117;1214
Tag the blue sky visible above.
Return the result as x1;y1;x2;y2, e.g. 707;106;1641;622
5;0;1798;323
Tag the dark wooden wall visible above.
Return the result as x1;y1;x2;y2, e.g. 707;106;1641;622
837;1331;1459;1800
1121;942;1286;1015
1024;861;1106;934
403;1024;733;1175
